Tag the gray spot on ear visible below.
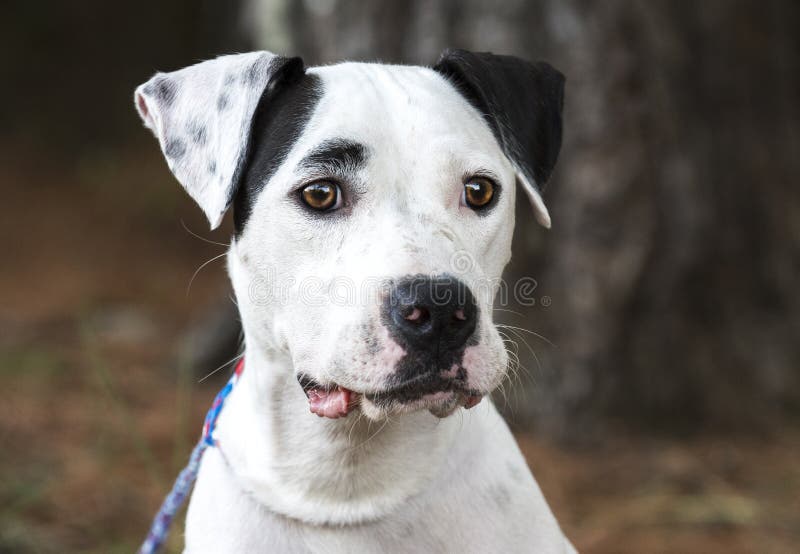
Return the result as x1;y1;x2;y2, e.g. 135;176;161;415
187;121;208;146
243;64;258;85
506;461;524;482
242;59;268;87
165;138;186;160
208;160;217;175
217;94;229;111
488;483;511;510
144;76;178;107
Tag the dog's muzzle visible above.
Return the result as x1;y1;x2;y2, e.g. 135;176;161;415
298;274;483;419
369;274;482;416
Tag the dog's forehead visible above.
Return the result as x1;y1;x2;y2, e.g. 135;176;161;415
305;62;504;158
235;61;516;239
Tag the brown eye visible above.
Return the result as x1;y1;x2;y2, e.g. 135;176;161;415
301;181;341;211
463;178;496;209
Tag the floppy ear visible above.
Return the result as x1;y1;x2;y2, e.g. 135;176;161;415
134;51;305;229
434;49;564;228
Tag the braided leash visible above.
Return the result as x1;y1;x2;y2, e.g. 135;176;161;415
138;358;245;554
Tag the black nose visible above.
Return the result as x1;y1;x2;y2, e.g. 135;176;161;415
385;274;478;353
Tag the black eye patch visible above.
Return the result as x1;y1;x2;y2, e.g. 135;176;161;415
233;71;323;235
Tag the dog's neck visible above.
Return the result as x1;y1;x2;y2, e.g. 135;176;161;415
214;338;463;525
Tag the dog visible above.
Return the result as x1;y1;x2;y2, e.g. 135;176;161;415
134;48;574;553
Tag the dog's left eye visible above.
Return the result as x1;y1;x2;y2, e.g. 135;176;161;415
462;177;496;210
300;181;342;211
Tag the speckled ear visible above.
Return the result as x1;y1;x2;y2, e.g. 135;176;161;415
134;52;305;229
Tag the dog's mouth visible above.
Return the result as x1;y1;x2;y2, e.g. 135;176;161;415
297;373;482;419
297;375;357;419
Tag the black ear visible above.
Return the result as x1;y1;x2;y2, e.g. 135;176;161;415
434;49;565;228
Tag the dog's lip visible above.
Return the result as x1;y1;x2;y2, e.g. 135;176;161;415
296;373;483;418
297;373;338;395
363;374;483;410
361;388;483;419
365;373;477;398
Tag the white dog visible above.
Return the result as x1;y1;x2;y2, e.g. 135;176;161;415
135;49;574;553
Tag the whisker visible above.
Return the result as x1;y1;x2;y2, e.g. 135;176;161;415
501;327;541;384
506;351;524;389
499;331;525;389
198;351;245;383
496;324;556;347
349;417;390;451
347;409;365;445
186;252;228;297
181;219;230;247
496;380;510;411
493;307;525;317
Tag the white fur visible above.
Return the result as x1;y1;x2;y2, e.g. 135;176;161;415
186;357;573;552
135;53;574;553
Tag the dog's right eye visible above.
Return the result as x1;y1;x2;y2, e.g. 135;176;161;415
462;177;496;210
300;181;342;211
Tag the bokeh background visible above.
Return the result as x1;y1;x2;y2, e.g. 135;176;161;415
2;1;799;552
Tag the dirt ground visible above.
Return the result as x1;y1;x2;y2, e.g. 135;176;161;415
2;152;798;553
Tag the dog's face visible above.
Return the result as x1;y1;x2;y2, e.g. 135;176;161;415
135;50;563;421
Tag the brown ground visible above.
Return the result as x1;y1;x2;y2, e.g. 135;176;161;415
2;152;798;553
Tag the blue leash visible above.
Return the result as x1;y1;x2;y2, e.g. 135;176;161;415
138;358;244;554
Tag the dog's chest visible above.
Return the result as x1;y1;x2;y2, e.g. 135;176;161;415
184;422;568;554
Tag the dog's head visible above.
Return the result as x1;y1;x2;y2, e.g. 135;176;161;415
135;50;563;420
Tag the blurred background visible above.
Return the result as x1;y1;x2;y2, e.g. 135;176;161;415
1;0;798;552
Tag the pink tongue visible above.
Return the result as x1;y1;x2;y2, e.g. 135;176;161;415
308;387;352;418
